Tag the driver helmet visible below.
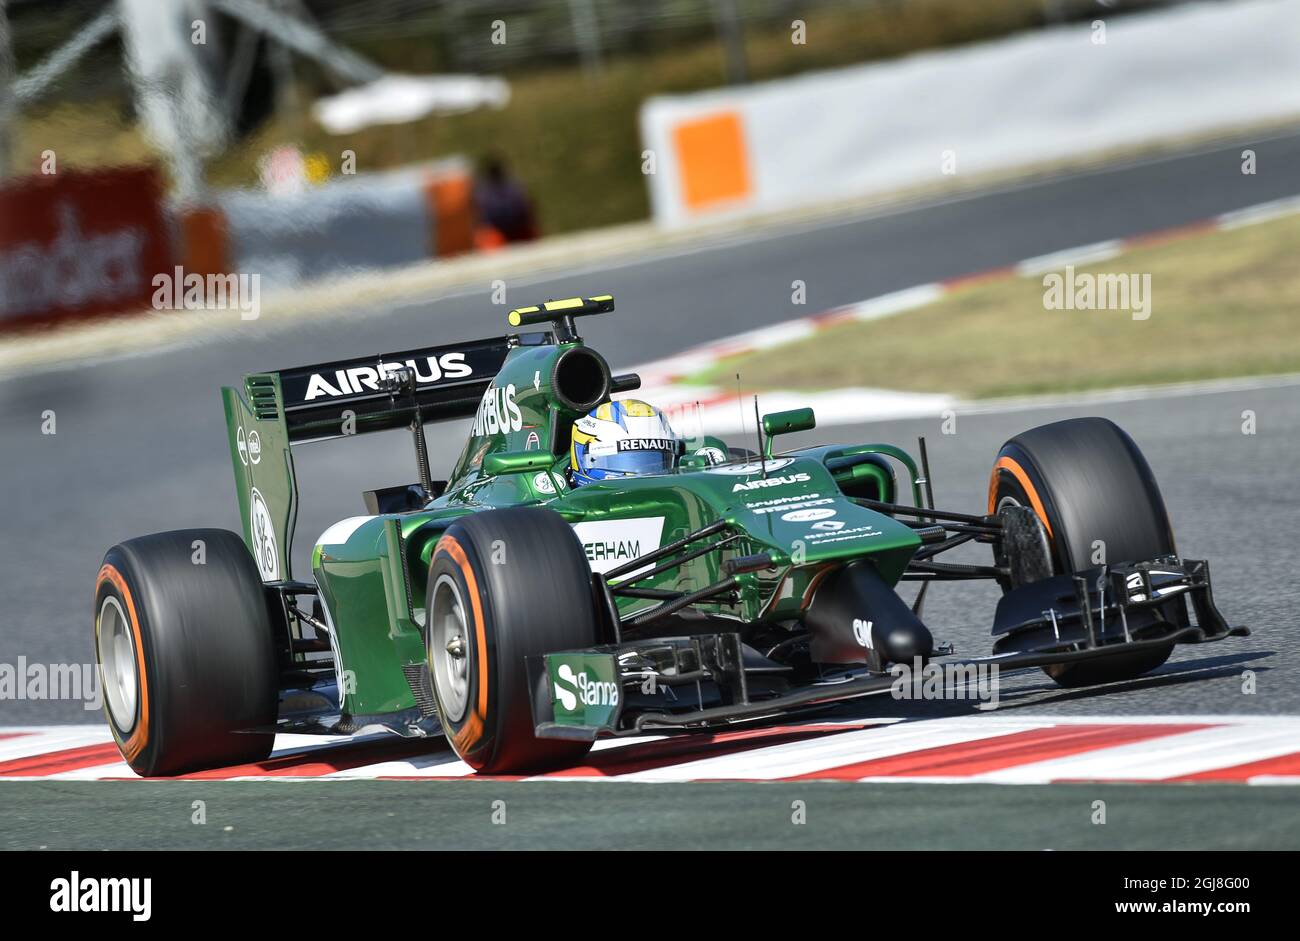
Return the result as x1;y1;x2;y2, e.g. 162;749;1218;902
570;400;682;486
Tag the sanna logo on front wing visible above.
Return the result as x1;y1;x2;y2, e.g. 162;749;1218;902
554;663;619;711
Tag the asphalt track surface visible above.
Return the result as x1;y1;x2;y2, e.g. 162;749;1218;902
5;780;1297;850
2;130;1299;849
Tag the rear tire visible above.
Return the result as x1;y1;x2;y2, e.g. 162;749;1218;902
94;529;278;776
426;507;600;773
988;417;1179;688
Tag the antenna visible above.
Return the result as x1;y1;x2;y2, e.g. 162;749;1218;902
734;372;747;455
912;436;937;615
917;435;936;523
754;395;767;478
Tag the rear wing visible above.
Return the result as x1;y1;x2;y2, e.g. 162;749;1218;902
274;333;543;443
221;332;546;581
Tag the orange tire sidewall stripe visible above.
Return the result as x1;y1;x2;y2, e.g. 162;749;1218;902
95;564;150;763
436;536;489;756
989;455;1054;541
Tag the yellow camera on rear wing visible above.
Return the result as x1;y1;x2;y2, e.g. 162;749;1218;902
508;294;615;328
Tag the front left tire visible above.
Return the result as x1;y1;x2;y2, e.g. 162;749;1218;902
425;507;601;774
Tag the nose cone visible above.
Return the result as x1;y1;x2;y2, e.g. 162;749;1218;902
804;560;937;669
883;622;934;664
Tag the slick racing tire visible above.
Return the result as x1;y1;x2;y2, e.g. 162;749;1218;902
94;529;278;776
426;507;600;774
988;417;1180;688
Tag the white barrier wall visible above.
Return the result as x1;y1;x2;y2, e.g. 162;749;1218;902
220;165;434;288
203;157;475;294
640;0;1300;227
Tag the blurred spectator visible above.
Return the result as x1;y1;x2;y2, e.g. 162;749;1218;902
473;155;538;249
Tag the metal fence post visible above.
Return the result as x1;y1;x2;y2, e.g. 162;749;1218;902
712;0;749;85
567;0;603;78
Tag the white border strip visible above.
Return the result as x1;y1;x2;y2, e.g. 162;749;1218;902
3;716;1297;784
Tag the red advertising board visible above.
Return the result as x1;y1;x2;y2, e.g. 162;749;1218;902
0;165;174;330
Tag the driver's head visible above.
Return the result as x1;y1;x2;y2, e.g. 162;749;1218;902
570;399;681;487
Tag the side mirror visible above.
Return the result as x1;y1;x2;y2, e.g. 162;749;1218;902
483;450;555;476
761;408;816;458
762;407;815;441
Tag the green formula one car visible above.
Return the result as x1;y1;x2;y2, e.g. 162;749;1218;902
92;295;1248;775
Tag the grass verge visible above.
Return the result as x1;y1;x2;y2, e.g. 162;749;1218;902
692;212;1300;399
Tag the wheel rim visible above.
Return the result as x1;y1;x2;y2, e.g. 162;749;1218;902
429;574;472;723
96;596;138;733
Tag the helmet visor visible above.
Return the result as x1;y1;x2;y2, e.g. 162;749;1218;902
587;447;675;476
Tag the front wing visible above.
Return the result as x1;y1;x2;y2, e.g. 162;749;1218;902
530;557;1248;741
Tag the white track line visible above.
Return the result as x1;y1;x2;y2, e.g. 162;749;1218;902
601;718;1047;783
1217;193;1300;229
51;759;137;780
4;716;1298;783
973;722;1300;783
0;727;111;762
1015;240;1123;276
328;754;475;779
